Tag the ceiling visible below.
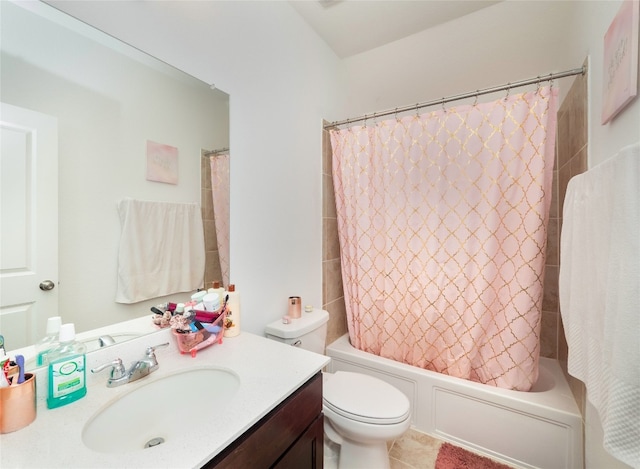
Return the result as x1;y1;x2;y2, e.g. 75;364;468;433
289;0;502;58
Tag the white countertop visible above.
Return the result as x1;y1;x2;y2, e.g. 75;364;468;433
0;328;329;468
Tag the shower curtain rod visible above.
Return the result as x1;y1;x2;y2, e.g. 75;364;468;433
203;147;229;157
324;65;586;129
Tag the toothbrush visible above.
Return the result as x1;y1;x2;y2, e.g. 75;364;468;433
15;355;25;384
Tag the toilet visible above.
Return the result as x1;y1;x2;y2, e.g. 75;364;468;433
265;309;411;469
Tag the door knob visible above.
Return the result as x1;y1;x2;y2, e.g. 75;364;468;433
39;280;55;291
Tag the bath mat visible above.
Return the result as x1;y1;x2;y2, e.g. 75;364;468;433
435;442;512;469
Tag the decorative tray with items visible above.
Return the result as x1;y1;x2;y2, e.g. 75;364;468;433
152;290;228;358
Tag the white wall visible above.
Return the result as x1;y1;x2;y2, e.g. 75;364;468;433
44;0;346;334
566;0;640;167
341;1;577;114
2;1;228;335
340;0;638;167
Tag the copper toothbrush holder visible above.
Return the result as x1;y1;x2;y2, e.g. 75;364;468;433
288;296;302;319
0;373;36;434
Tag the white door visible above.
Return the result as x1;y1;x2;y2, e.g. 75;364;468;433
0;102;58;350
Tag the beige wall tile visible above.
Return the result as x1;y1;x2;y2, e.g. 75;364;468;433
323;217;341;262
322;128;333;176
549;171;559;219
540;310;559;359
546;218;559;266
325;297;348;346
202;157;222;288
542;265;559;312
204;219;218;252
323;258;344;304
323;173;337;219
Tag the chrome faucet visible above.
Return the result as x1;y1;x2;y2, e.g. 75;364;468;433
98;335;116;347
91;342;169;387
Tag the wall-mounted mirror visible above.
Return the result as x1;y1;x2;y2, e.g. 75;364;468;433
0;0;229;366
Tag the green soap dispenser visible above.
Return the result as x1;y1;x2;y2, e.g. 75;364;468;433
47;323;87;409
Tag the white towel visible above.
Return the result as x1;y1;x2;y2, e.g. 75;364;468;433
115;198;205;304
559;142;640;468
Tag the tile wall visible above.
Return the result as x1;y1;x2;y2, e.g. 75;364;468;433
201;155;223;288
556;63;588;411
322;125;349;346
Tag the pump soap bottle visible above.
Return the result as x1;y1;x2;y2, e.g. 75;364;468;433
46;323;87;409
223;284;240;337
211;281;225;305
36;316;62;366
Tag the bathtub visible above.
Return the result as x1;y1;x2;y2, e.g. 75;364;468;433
326;334;583;469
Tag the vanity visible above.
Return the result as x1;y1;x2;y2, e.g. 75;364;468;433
0;328;329;468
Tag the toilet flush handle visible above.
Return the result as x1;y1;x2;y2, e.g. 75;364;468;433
291;340;302;347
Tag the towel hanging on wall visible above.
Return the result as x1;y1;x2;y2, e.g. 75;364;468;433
559;142;640;468
115;198;205;304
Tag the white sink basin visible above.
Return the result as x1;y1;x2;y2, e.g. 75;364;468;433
82;367;240;453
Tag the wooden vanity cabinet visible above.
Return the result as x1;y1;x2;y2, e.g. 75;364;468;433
205;371;324;469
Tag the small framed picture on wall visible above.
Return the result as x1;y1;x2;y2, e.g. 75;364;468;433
601;0;639;124
146;140;179;184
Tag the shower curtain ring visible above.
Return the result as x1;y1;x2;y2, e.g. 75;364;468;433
415;103;420;117
504;84;511;101
394;108;399;121
473;91;479;106
441;98;446;113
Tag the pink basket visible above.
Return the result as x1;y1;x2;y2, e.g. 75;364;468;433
172;312;225;358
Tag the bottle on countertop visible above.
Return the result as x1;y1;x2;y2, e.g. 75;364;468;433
36;316;62;367
46;323;87;409
210;281;225;305
223;284;240;338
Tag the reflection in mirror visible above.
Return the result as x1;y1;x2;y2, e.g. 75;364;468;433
204;148;230;288
0;1;229;367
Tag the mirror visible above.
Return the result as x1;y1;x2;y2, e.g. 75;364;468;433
0;1;229;366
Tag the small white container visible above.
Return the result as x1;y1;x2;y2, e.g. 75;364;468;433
191;291;207;303
203;293;220;312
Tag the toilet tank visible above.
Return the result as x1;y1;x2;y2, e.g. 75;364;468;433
265;308;329;354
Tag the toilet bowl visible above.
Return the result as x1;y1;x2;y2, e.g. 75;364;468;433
322;371;411;469
265;309;411;469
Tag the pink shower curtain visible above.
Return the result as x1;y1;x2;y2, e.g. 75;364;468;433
210;153;230;288
330;87;558;391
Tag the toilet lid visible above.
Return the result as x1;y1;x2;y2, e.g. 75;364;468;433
323;371;410;425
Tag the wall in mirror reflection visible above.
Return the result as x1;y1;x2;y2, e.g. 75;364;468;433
0;1;229;349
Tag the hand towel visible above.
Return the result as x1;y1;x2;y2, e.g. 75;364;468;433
559;142;639;468
116;198;205;304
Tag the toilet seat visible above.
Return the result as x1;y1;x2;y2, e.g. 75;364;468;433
323;371;410;425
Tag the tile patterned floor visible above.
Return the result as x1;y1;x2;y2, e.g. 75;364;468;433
388;429;445;469
325;428;517;469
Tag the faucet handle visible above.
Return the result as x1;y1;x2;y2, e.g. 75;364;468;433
145;342;169;358
91;358;126;380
